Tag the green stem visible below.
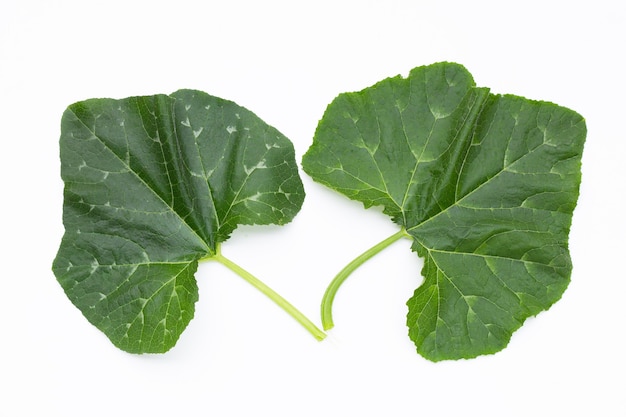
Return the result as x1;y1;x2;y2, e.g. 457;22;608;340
321;228;411;331
206;244;326;341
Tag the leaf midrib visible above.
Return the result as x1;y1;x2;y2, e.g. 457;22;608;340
406;129;552;237
69;107;212;255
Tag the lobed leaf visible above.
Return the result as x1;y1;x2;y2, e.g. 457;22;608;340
53;90;304;353
303;62;586;361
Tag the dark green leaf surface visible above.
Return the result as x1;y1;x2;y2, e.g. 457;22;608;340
53;90;304;353
303;62;586;361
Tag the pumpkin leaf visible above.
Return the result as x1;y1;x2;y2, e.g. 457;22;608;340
303;62;586;361
53;89;323;353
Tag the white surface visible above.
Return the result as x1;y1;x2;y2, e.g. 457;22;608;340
1;0;624;415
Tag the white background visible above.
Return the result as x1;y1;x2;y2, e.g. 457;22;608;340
1;0;624;415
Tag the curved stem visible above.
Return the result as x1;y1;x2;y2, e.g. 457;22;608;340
321;228;411;331
207;244;326;341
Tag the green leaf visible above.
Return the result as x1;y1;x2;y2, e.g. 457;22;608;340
52;89;316;353
302;62;586;361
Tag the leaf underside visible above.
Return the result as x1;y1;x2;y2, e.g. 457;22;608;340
302;62;586;361
53;90;304;353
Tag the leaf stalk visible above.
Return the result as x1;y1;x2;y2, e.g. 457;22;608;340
206;244;326;341
321;228;411;330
